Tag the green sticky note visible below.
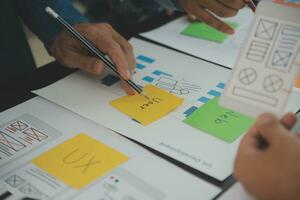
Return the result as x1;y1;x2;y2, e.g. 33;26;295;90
184;97;254;143
181;22;239;43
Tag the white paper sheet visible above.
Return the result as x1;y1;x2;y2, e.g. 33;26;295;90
33;38;300;181
217;183;254;200
140;8;254;68
0;97;221;200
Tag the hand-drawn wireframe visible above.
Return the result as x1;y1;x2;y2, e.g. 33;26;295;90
238;68;257;85
19;183;45;197
246;41;269;62
263;75;284;93
278;26;300;50
0;116;61;168
5;175;25;188
23;128;48;142
155;77;201;95
0;131;26;152
232;87;278;107
10;121;28;131
268;25;300;72
255;18;278;41
271;50;293;68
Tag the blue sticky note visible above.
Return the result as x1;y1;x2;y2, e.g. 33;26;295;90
137;55;155;64
217;83;225;89
143;76;155;83
198;96;210;103
136;63;146;70
208;90;221;97
184;106;198;117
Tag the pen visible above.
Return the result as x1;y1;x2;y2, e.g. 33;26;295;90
45;7;148;98
247;0;256;12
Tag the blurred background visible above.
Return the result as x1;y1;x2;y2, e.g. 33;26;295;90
25;0;170;68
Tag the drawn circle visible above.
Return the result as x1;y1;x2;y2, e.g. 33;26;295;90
238;68;257;85
263;75;283;93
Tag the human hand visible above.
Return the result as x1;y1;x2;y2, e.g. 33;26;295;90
51;23;136;95
179;0;246;34
234;113;300;200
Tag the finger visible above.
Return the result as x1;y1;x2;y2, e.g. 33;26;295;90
121;81;136;95
240;124;262;152
256;113;288;143
187;14;197;21
202;0;238;17
112;30;136;74
191;6;235;34
280;112;297;130
216;0;246;10
101;38;131;80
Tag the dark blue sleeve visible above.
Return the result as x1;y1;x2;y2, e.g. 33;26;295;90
17;0;89;52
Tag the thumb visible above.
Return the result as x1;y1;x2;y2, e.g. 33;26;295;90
256;113;288;144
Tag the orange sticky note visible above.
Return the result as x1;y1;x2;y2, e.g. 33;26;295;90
296;75;300;88
32;133;128;189
273;0;300;8
110;84;184;125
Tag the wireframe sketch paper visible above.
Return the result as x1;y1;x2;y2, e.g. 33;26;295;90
220;1;300;117
0;98;221;199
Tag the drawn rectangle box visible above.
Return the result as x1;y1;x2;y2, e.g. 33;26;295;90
246;41;269;62
232;87;278;107
254;18;278;41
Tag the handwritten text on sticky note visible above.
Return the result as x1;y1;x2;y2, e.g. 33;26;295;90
32;133;128;188
111;84;183;125
184;97;254;143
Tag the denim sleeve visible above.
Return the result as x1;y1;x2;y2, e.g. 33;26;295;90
153;0;183;11
17;0;89;52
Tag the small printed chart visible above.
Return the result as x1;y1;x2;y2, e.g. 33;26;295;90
263;75;284;93
255;18;278;41
0;115;61;167
238;68;257;85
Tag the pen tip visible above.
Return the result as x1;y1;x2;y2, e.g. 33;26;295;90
141;92;150;99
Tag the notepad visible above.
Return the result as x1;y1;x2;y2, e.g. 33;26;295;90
111;84;184;125
181;22;239;43
32;133;128;188
184;97;254;143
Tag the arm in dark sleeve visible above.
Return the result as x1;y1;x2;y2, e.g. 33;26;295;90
154;0;183;11
17;0;89;52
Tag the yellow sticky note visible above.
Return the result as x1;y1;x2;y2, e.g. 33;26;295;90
32;133;128;189
111;84;184;125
